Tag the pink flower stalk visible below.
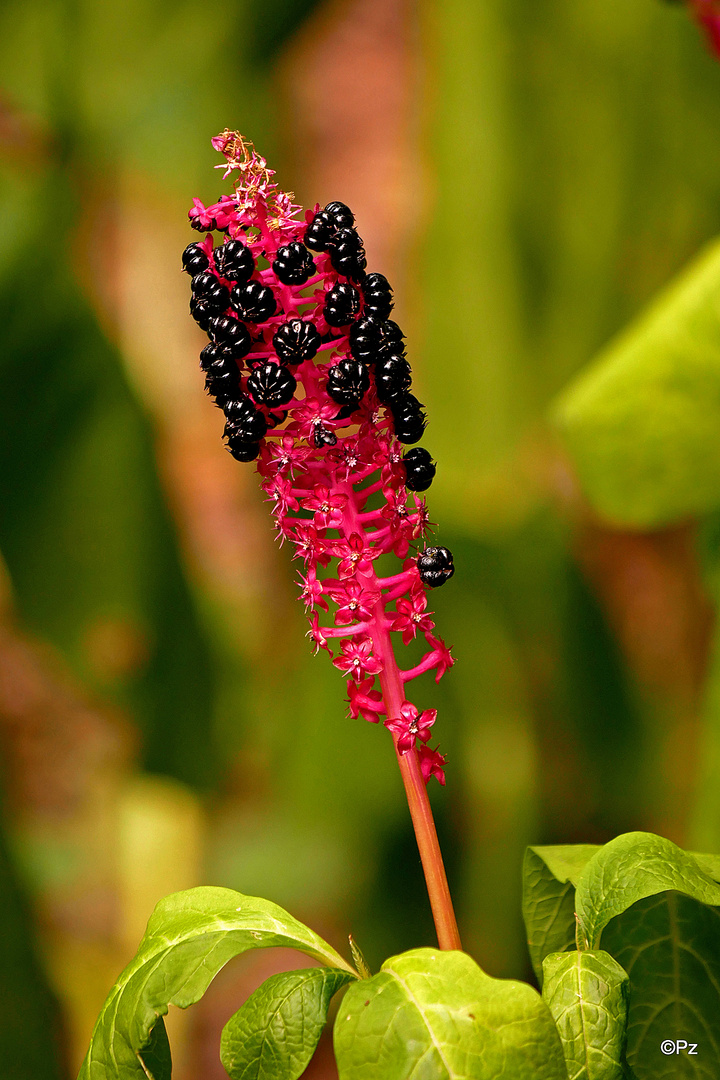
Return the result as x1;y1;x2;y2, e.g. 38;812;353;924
184;132;461;950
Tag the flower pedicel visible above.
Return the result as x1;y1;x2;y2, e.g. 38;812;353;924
184;131;460;949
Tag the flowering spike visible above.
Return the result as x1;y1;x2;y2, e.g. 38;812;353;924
185;132;456;784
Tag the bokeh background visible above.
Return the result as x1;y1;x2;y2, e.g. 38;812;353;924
2;0;720;1076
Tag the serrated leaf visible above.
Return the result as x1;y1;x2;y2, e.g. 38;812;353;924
220;967;352;1080
602;891;720;1080
79;887;355;1080
574;832;720;948
523;845;600;982
552;239;720;528
542;950;628;1080
333;948;567;1080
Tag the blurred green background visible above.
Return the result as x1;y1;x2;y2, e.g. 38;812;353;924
2;0;720;1076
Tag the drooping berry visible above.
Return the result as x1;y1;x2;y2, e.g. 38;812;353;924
378;319;406;356
182;243;209;275
247;362;297;408
328;227;367;280
224;396;268;442
324;282;361;327
200;342;239;372
417;546;454;588
272;242;316;286
390;393;426;443
214;239;254;283
349;317;383;363
204;354;242;404
230;280;277;322
209;315;252;358
361;273;393;319
273;319;322;365
375;353;412;402
225;434;261;462
403;447;436;492
326;359;370;406
190;295;214;331
191;271;230;313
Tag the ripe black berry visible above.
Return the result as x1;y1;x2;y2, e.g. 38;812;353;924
191;271;230;313
182;243;209;275
190;214;216;232
325;201;355;227
230;280;277;322
273;319;322;365
417;546;454;588
247;362;297;408
349;317;383;363
204;354;241;404
324;282;361;327
326;359;370;406
214;239;254;283
225;434;261;462
328;227;367;280
209;315;252;358
403;447;436;492
224;396;268;442
200;342;239;372
272;242;316;286
375;353;411;402
190;295;214;331
304;201;354;251
390;393;426;443
361;273;393;319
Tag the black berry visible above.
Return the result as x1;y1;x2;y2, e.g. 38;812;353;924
312;422;338;448
190;295;214;331
225;434;261;462
230;280;277;322
224;396;268;442
204;354;241;404
273;319;322;365
328;227;366;280
209;315;252;358
214;239;254;283
191;271;230;313
326;359;370;406
272;242;316;286
417;546;454;588
304;201;354;251
349;317;383;363
182;243;209;275
361;272;393;319
200;342;239;372
190;214;216;232
391;393;426;443
324;282;361;327
325;201;355;227
403;447;436;492
247;363;297;408
375;353;411;402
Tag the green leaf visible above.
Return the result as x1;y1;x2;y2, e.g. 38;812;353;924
574;832;720;948
542;950;628;1080
79;887;356;1080
136;1017;171;1080
220;967;352;1080
602;891;720;1079
523;845;600;982
333;948;567;1080
553;239;720;529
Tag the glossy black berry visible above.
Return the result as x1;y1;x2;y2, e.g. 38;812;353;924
247;362;297;408
225;434;261;462
304;201;355;251
403;447;436;492
191;272;230;313
390;393;426;443
328;227;367;280
326;359;370;406
361;272;393;319
190;295;214;331
375;353;411;402
182;243;209;275
312;422;338;448
349;317;383;363
214;239;254;283
273;319;322;365
224;396;268;442
209;315;252;358
204;354;241;404
325;201;355;227
417;546;454;588
200;342;239;372
378;319;406;355
190;214;216;232
272;242;315;286
230;280;277;322
324;282;361;327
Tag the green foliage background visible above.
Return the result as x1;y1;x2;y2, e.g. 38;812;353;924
1;0;720;1075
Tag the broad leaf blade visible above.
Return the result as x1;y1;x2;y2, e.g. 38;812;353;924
602;891;720;1080
79;887;355;1080
334;948;567;1080
553;239;720;528
523;845;600;982
220;967;352;1080
574;832;720;948
542;950;628;1080
136;1017;171;1080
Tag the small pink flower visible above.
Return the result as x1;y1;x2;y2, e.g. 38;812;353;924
337;532;377;579
326;579;379;625
391;591;435;645
384;701;437;754
425;634;455;683
347;677;385;724
290;523;332;567
418;744;447;786
306;611;332;655
304;485;348;531
299;566;328;611
333;636;383;682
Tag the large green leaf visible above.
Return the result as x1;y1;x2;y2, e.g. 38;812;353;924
602;891;720;1079
574;832;720;949
220;967;352;1080
542;950;628;1080
136;1017;171;1080
553;239;720;529
523;845;600;982
79;887;355;1080
333;947;567;1080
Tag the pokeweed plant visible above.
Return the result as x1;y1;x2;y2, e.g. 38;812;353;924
78;135;720;1080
